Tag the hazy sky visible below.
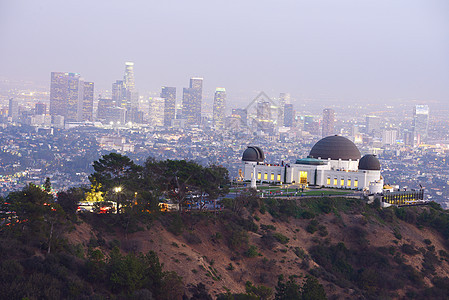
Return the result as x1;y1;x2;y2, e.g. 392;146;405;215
1;0;448;105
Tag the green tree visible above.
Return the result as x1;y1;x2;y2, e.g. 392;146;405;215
275;275;302;300
301;276;327;300
44;177;52;193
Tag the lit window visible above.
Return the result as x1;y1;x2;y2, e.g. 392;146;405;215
354;179;358;188
340;178;345;186
257;172;261;180
347;179;351;187
327;177;331;185
333;178;337;185
264;173;268;180
271;173;275;180
300;171;307;184
277;174;281;181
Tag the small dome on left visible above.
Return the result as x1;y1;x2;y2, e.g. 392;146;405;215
242;146;265;162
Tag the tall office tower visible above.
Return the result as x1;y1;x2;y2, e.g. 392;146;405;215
35;103;46;115
278;93;290;125
232;108;248;127
82;82;94;121
182;77;203;126
97;98;115;121
304;115;319;134
322;108;335;137
124;62;137;109
382;129;398;145
112;80;127;108
66;73;83;122
366;115;382;137
160;86;176;126
284;104;294;127
8;98;19;121
50;72;69;117
413;105;429;145
213;88;226;130
256;101;271;131
150;97;165;127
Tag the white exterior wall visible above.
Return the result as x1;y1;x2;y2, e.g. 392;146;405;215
327;159;359;171
242;161;381;191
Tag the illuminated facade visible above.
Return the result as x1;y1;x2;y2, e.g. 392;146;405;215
413;105;429;145
82;82;94;121
161;86;176;127
241;136;383;192
213;88;226;130
182;77;203;126
322;108;335;137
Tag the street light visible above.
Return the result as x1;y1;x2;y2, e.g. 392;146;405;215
113;186;122;213
114;186;122;193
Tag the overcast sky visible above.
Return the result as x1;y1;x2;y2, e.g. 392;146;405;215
1;0;448;106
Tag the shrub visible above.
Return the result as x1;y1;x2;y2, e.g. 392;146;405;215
184;233;202;244
401;244;418;256
306;220;319;234
273;233;289;244
245;245;260;258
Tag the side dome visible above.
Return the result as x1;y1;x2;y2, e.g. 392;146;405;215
242;146;265;162
309;135;361;161
358;154;381;171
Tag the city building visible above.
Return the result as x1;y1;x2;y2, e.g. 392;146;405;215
182;77;203;126
284;104;294;127
124;62;137;109
49;72;94;123
161;86;176;127
366;115;382;137
8;98;19;122
240;135;383;193
278;93;290;126
82;82;94;121
322;108;335;137
213;88;226;130
413;105;429;145
35;103;47;115
50;72;69;117
112;80;127;108
150;97;165;127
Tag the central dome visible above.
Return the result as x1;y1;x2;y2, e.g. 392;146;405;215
309;135;361;161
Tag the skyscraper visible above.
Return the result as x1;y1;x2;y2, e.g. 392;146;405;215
284;104;294;127
413;105;429;145
150;97;165;127
182;77;203;126
213;88;226;130
366;115;381;137
8;98;19;121
50;72;69;117
322;108;335;137
66;73;83;122
35;103;46;115
49;72;94;122
82;82;94;121
112;80;127;108
278;93;290;126
124;62;137;109
161;86;176;127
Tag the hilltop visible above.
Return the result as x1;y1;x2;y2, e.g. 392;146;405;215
3;184;449;299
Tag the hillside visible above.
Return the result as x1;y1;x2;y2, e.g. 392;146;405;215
2;185;449;299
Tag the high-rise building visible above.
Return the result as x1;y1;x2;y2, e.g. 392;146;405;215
82;82;94;121
8;98;19;121
161;87;176;127
66;73;83;122
413;105;429;145
366;115;382;137
97;98;115;121
232;108;247;127
150;97;165;127
35;103;46;115
50;72;69;117
322;108;335;137
213;88;226;130
284;104;294;127
50;72;93;122
124;62;137;109
278;93;290;126
112;80;127;108
182;77;203;126
382;130;398;145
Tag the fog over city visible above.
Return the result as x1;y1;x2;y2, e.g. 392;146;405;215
1;0;448;106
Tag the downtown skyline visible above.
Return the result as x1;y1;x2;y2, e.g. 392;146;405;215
1;0;448;107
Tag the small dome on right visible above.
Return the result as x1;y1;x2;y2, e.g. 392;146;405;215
358;154;381;171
